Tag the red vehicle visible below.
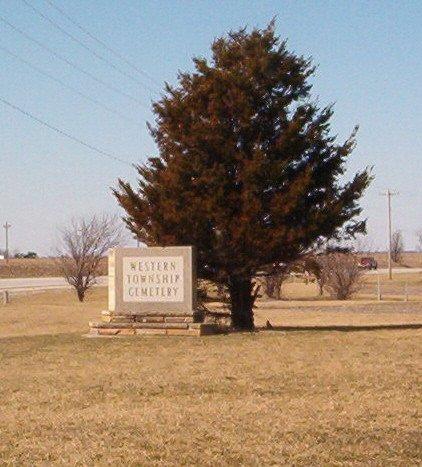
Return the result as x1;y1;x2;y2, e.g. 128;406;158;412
359;257;378;270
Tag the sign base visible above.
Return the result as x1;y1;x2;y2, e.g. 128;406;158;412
88;311;226;336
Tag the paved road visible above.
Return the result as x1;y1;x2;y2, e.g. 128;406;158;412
0;276;107;291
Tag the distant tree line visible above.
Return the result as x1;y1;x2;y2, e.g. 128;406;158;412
0;249;38;259
14;251;38;259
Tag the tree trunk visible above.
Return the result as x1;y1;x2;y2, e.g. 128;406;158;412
76;287;85;302
317;279;324;296
228;276;255;331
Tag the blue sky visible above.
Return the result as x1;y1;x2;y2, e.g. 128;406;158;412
1;0;421;255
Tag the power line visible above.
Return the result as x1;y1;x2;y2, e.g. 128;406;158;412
20;0;158;94
0;15;149;108
0;96;133;166
44;0;159;88
0;45;140;124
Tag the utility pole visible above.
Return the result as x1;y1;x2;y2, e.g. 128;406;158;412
381;190;398;280
3;222;11;263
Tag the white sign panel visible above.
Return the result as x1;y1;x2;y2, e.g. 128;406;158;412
123;256;184;302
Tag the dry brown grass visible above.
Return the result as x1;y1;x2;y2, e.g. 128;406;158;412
0;289;421;464
0;288;104;338
255;302;422;328
1;287;421;339
363;272;422;285
372;251;422;268
0;257;107;279
0;258;61;278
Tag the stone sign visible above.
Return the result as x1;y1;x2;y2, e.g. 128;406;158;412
122;256;184;303
108;246;196;315
88;245;224;336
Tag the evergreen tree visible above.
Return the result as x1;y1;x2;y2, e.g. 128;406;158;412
114;22;371;330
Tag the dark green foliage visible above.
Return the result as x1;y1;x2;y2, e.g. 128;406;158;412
114;22;372;330
14;251;38;259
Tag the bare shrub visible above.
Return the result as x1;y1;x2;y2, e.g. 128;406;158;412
303;255;325;296
262;264;289;300
318;253;363;300
56;214;122;302
263;273;283;299
391;230;404;263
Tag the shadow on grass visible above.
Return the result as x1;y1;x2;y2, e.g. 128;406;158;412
256;323;422;332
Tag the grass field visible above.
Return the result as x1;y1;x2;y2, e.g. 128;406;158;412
0;289;421;464
372;251;422;269
0;257;107;278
